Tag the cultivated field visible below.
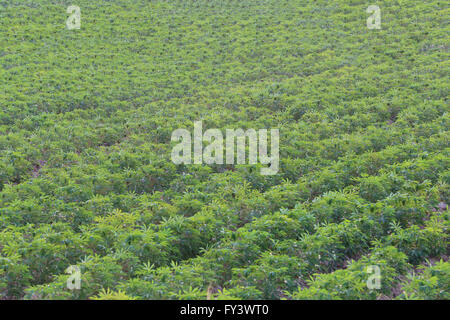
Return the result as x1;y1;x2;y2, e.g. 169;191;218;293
0;0;448;299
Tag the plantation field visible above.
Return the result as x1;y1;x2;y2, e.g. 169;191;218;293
0;0;449;300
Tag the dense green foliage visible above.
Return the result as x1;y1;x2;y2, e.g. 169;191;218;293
0;0;448;300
